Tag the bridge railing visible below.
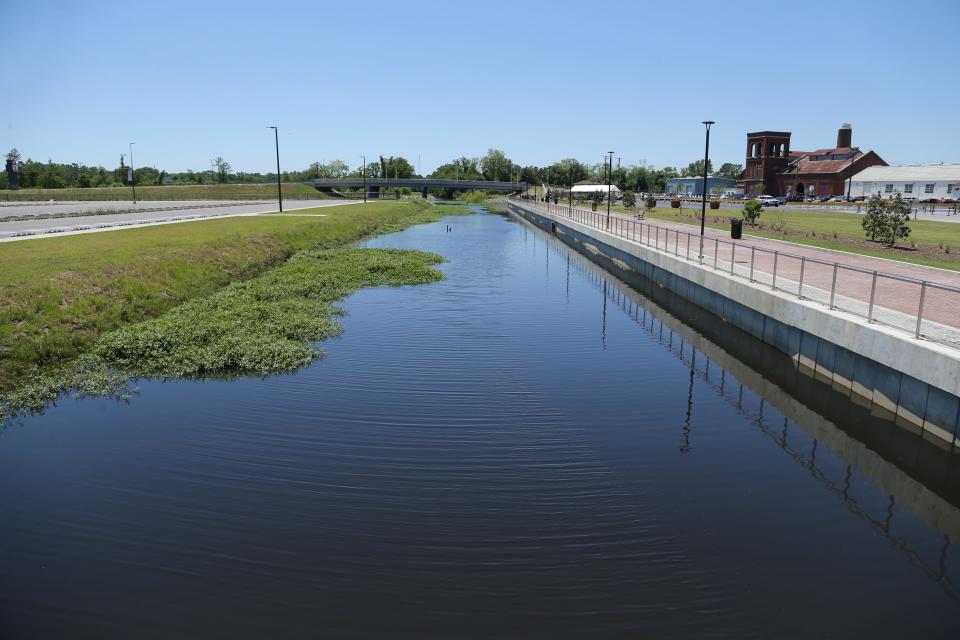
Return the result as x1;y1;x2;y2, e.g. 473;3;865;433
509;198;960;351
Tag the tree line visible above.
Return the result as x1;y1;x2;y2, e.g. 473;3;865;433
3;147;743;193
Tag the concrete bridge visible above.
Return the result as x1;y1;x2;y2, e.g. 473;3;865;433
306;178;526;196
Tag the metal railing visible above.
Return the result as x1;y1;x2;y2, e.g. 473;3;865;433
510;198;960;351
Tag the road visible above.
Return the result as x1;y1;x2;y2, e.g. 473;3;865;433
0;200;355;242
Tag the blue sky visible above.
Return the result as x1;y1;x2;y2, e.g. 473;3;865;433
3;0;958;174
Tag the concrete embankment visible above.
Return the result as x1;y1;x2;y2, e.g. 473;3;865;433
507;200;960;448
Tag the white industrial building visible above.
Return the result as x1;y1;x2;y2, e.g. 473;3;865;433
846;164;960;200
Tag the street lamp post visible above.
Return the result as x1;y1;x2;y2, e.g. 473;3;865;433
699;121;715;259
267;126;282;212
606;151;614;228
361;155;367;203
129;142;136;204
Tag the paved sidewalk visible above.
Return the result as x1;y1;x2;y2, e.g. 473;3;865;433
517;200;960;348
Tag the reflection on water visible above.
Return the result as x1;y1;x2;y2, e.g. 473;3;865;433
574;251;959;603
0;208;958;638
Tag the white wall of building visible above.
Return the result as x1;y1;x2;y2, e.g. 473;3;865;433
848;179;959;200
847;164;960;200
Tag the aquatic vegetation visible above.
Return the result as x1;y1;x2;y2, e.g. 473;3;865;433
94;247;445;377
1;247;445;421
0;198;465;392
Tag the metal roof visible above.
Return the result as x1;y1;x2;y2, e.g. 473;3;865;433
850;164;960;181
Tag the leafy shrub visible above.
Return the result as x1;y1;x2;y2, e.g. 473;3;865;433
861;193;912;246
742;199;762;225
861;194;886;241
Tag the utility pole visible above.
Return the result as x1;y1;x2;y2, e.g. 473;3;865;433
699;121;715;259
267;126;282;212
606;151;614;228
361;155;367;203
129;142;137;204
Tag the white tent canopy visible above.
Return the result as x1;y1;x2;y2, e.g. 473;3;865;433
570;182;621;194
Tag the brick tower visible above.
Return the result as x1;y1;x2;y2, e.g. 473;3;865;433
742;131;791;196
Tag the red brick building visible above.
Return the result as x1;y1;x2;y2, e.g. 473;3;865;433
739;126;886;198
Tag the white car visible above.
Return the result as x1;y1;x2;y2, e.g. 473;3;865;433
757;195;780;207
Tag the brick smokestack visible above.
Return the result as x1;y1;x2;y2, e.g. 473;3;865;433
837;125;852;149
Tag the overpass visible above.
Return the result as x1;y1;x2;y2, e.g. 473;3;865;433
306;178;526;196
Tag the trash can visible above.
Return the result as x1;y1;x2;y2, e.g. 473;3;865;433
730;217;743;239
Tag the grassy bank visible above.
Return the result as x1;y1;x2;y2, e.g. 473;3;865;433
0;198;462;402
0;183;326;202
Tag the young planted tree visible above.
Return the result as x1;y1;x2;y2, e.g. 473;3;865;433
882;193;912;247
622;191;637;209
742;199;762;226
861;194;887;242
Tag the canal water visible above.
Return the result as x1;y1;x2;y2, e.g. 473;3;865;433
1;208;958;638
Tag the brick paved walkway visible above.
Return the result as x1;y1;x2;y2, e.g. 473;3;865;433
514;200;960;349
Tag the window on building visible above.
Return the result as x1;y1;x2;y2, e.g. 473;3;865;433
925;183;935;193
884;184;893;193
904;183;913;193
949;184;955;194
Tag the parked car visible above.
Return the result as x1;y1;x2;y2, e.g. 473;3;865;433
757;195;780;207
919;198;938;203
828;196;846;202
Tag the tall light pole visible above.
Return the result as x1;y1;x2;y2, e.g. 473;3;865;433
267;126;282;212
361;155;367;203
129;142;136;204
699;121;715;259
606;150;614;228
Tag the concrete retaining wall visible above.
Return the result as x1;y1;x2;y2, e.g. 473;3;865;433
507;201;960;448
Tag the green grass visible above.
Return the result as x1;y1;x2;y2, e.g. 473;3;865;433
92;248;444;378
0;183;326;202
0;198;464;400
585;203;960;271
